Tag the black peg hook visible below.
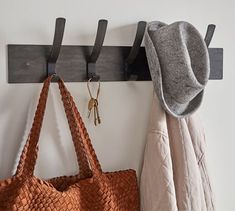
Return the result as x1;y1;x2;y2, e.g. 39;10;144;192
87;19;108;81
47;17;66;76
125;21;147;81
204;24;216;47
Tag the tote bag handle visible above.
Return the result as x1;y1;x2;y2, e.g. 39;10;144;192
15;75;102;177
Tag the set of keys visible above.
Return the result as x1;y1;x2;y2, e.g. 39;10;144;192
87;79;101;126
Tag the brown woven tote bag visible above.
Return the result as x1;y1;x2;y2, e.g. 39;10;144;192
0;75;140;211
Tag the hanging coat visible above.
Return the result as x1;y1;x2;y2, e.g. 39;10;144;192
140;93;215;211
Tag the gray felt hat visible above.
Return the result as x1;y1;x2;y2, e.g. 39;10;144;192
145;21;210;118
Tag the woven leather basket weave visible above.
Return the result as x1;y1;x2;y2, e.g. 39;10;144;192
0;76;140;211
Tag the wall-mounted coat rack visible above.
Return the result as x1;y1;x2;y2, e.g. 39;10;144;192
7;18;223;83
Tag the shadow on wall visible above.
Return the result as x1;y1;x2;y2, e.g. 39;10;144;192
73;23;140;46
0;86;30;179
35;87;79;178
8;21;140;45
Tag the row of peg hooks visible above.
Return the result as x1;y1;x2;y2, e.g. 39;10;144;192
48;17;216;81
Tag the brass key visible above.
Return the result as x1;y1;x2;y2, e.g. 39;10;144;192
94;104;97;126
88;98;96;118
94;100;101;125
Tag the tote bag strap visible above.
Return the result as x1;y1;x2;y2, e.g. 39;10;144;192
58;79;102;175
16;75;102;177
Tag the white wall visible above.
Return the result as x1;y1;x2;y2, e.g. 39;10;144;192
0;0;234;210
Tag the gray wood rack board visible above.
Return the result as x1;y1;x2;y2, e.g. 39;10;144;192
8;45;223;83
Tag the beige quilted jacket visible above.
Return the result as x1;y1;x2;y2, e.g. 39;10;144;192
140;94;215;211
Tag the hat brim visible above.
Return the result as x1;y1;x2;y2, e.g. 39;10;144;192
145;23;205;118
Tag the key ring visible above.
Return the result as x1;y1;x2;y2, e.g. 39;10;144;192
87;78;101;126
87;78;100;100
